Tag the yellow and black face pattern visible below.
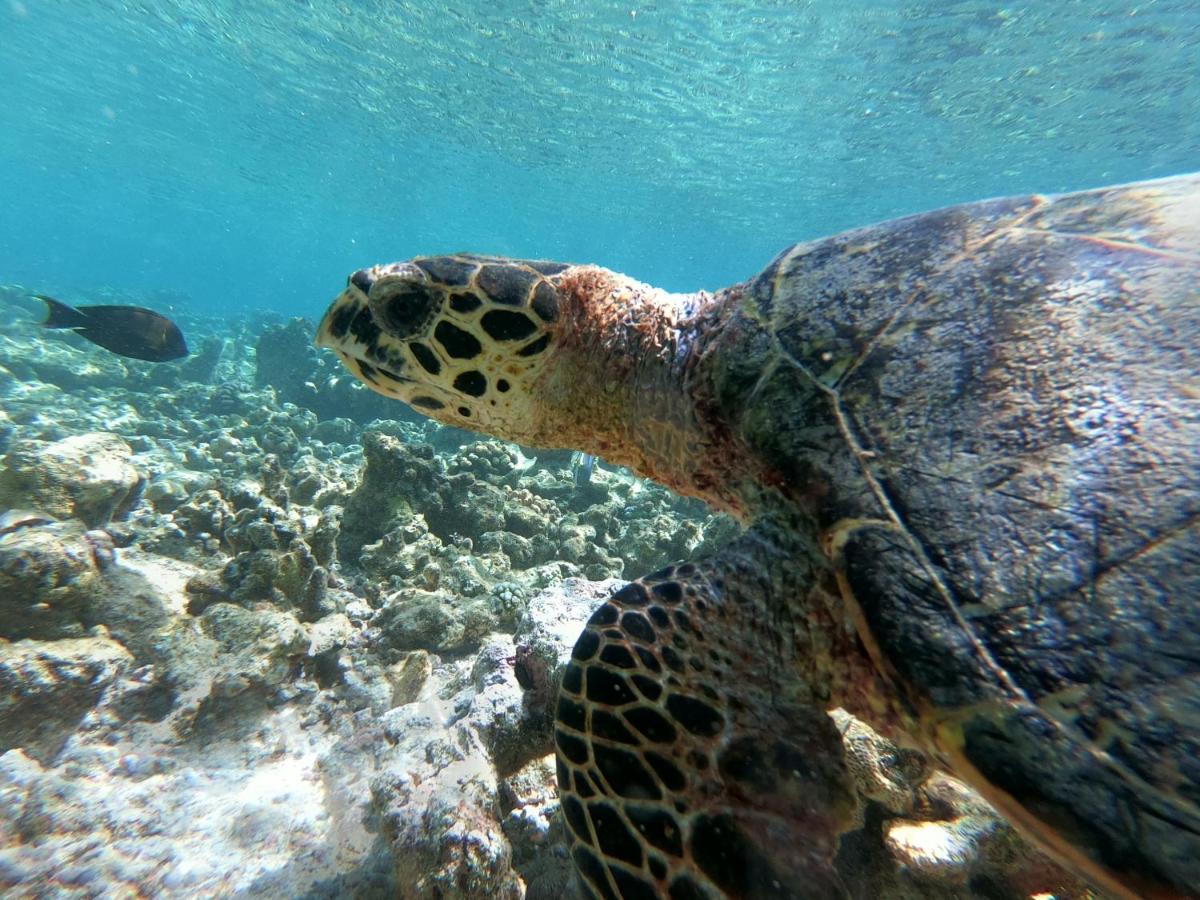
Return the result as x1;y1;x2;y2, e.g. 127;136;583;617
315;253;569;437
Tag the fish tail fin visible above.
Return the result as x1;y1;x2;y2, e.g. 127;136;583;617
35;294;88;329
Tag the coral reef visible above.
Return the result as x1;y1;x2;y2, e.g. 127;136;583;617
0;433;144;527
0;635;132;763
0;521;112;641
0;291;1090;898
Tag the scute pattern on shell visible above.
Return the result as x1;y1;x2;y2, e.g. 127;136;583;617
710;173;1200;896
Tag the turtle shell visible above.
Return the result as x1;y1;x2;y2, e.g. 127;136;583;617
717;174;1200;896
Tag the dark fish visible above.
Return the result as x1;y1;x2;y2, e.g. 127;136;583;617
36;294;188;362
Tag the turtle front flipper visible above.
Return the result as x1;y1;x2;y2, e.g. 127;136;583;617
555;521;860;899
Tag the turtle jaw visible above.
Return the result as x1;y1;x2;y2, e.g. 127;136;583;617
313;285;422;395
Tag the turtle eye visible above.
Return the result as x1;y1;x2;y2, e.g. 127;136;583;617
369;276;440;340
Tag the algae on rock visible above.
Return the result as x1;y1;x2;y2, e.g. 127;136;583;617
0;432;145;527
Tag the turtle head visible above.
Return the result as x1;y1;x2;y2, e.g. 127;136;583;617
318;253;743;510
315;254;568;441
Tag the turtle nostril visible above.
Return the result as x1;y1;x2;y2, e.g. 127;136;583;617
350;269;374;294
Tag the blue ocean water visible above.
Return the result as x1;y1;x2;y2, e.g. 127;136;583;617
1;1;1197;319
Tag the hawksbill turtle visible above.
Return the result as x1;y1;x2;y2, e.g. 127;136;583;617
316;174;1200;899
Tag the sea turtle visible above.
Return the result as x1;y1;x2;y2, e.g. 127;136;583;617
316;174;1200;899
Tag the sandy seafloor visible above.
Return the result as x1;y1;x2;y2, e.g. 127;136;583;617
0;284;1095;899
